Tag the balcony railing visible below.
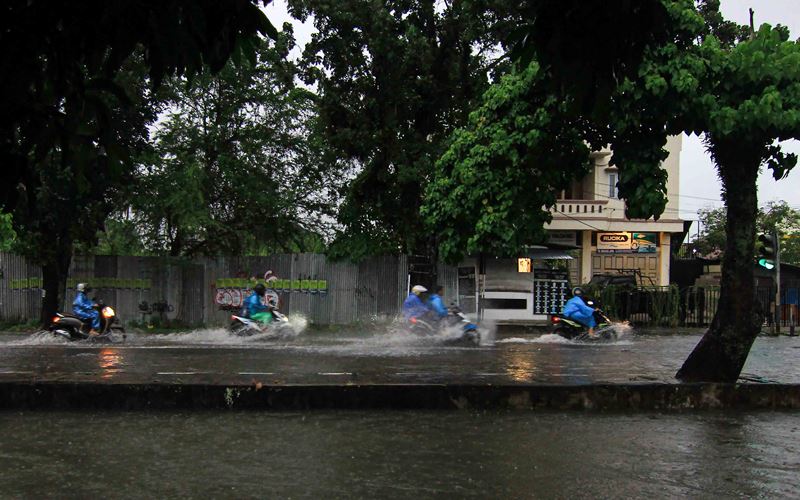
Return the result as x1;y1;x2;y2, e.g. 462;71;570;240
553;200;608;215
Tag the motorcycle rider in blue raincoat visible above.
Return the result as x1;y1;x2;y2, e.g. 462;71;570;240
562;287;598;337
73;283;100;334
427;285;448;319
402;285;430;321
244;283;273;324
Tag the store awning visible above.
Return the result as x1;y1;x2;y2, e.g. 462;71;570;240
525;248;574;260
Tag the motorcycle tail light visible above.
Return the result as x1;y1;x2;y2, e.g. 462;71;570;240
231;315;236;321
102;306;115;318
52;316;60;323
410;317;417;324
551;316;560;323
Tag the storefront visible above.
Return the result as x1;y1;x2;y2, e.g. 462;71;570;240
457;249;573;324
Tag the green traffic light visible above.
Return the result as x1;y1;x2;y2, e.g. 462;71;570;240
758;258;775;270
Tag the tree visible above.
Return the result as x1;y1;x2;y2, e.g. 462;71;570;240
117;30;340;257
693;207;728;257
287;0;522;263
422;62;597;262
0;1;276;324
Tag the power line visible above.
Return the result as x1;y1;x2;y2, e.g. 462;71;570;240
591;179;725;203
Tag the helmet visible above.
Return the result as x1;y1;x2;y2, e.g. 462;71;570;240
254;283;266;296
77;283;88;293
572;287;584;297
411;285;427;295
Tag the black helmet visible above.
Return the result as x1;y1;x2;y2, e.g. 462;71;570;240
572;287;584;297
254;283;266;296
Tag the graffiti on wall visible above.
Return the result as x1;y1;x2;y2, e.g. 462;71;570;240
213;270;327;311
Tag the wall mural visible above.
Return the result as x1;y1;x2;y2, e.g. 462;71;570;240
213;270;328;311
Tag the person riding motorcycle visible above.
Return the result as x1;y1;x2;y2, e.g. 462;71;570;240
73;283;100;335
427;285;448;319
245;283;273;324
562;287;599;337
402;285;430;321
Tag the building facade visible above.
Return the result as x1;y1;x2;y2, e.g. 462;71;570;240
456;136;686;324
545;135;685;287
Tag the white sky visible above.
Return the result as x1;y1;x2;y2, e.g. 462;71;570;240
264;0;800;228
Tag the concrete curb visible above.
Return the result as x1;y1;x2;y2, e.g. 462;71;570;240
1;382;799;411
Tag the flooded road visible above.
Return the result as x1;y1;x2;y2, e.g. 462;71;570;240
0;410;797;498
0;326;797;385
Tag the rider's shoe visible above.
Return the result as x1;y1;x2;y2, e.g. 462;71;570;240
88;329;99;336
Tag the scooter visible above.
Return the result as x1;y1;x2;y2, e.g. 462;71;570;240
50;300;126;342
408;305;482;346
229;308;296;339
550;306;615;342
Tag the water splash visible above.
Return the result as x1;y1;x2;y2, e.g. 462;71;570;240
6;331;70;346
497;335;572;345
287;314;309;335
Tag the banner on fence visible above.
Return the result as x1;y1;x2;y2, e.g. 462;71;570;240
9;277;152;290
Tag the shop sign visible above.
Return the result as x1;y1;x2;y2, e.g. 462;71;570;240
517;258;532;273
631;232;657;253
597;232;657;253
547;230;578;247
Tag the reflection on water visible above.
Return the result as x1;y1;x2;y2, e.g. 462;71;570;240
97;348;122;380
0;411;796;498
502;349;539;382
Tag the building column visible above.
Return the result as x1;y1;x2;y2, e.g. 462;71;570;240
581;230;593;284
659;232;671;286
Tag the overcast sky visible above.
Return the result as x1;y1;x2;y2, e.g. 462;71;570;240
264;0;800;226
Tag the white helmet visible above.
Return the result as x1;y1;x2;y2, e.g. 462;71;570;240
77;283;87;292
411;285;427;295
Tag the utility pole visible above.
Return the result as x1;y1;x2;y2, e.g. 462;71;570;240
775;230;781;334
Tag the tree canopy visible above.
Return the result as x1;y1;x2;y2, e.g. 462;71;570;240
102;29;340;257
288;0;522;260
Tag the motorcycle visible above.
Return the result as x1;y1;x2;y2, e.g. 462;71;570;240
50;300;126;342
229;308;296;339
550;300;615;342
408;305;482;346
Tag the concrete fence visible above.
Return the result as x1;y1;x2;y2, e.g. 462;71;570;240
0;253;463;327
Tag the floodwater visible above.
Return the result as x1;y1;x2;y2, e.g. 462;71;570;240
0;410;797;498
0;322;798;385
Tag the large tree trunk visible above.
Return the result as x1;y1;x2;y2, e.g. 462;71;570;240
676;139;764;382
40;238;73;327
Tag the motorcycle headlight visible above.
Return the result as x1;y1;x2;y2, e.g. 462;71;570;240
102;306;115;318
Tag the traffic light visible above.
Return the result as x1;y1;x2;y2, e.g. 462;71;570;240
757;233;777;269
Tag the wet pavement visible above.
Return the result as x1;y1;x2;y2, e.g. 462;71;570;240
0;410;798;498
0;324;798;385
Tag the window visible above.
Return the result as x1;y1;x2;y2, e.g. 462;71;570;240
607;172;619;199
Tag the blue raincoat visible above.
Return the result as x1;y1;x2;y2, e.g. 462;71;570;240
73;291;100;329
244;292;268;318
562;296;597;328
427;293;448;318
402;293;429;320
